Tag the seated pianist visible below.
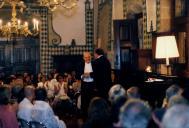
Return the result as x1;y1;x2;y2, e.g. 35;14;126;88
144;65;164;82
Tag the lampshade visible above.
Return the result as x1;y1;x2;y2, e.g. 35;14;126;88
155;36;179;65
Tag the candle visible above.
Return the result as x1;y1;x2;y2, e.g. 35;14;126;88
36;20;39;31
0;19;2;29
17;19;21;28
7;22;11;27
7;22;11;30
24;22;28;27
33;19;36;29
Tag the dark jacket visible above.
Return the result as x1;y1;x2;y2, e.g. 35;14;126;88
92;56;112;98
75;61;94;81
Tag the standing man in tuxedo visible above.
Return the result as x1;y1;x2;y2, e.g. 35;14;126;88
93;48;112;99
76;52;95;116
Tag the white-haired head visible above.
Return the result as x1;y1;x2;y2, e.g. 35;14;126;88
108;84;126;103
162;104;189;128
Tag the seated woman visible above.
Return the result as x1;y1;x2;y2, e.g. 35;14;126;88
0;86;19;128
82;97;113;128
37;75;48;89
55;74;68;99
32;88;66;128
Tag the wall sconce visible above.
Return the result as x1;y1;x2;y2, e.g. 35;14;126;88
155;36;179;75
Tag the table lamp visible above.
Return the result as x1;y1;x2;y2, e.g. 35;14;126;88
155;36;179;75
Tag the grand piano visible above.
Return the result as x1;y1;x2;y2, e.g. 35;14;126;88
119;70;187;109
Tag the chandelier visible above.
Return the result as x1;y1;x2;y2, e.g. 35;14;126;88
0;0;39;38
38;0;78;12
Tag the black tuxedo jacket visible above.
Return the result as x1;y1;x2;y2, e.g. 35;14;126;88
75;61;94;81
92;56;112;91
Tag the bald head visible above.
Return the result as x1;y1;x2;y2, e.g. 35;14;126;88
24;85;35;100
83;52;91;63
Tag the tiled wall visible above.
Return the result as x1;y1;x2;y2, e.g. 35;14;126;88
122;0;160;49
97;1;112;51
39;1;94;75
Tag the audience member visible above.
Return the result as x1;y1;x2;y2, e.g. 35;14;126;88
37;72;43;83
32;88;66;128
108;84;127;126
162;104;189;128
23;73;33;86
162;84;182;108
17;85;35;122
37;75;48;89
14;74;24;87
83;97;112;128
6;75;16;86
119;99;151;128
152;84;183;127
167;95;188;108
109;84;126;103
11;85;24;103
53;97;76;120
0;86;19;128
56;74;68;98
126;86;141;99
46;73;56;101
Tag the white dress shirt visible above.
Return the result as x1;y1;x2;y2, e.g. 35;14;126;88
84;62;93;73
32;101;66;128
37;82;48;89
46;79;58;98
82;62;94;82
96;55;103;59
17;98;33;122
57;82;67;97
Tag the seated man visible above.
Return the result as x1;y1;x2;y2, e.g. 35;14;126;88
32;88;66;128
162;84;182;108
17;86;35;122
119;99;151;128
126;86;141;99
162;104;189;128
108;84;127;126
108;84;126;104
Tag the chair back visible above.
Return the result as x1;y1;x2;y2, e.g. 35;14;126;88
30;121;46;128
17;118;30;128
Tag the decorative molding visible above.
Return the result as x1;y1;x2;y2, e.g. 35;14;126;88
48;11;61;46
97;0;112;51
